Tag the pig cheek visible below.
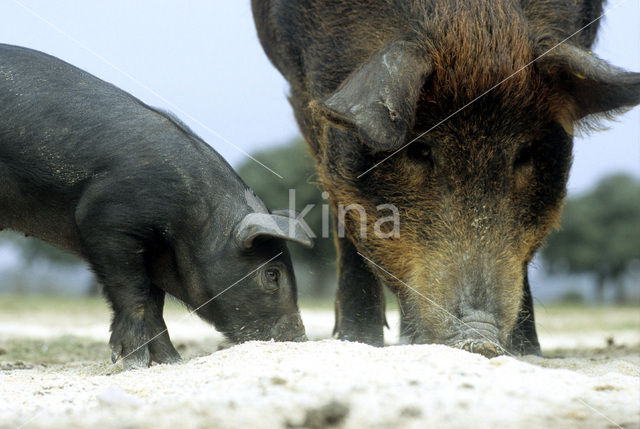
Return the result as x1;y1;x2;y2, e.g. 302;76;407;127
405;254;459;341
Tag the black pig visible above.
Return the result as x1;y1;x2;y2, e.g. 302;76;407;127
252;0;640;355
0;44;313;369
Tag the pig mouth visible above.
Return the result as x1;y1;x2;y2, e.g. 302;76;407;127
410;313;506;358
411;334;504;358
222;313;307;344
448;312;506;357
269;313;307;342
447;338;505;359
226;328;307;344
445;319;505;358
449;339;502;358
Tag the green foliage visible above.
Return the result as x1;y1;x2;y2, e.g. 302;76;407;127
237;139;337;297
541;174;640;292
558;290;585;304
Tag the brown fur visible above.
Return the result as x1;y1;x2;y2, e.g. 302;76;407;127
417;1;536;106
253;0;640;352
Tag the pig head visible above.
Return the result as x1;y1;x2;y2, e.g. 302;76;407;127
253;0;640;355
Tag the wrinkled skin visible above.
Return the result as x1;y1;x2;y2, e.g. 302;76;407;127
0;44;309;370
252;0;640;355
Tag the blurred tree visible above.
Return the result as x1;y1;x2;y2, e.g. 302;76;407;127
541;174;640;303
0;231;82;267
237;138;337;298
0;231;96;295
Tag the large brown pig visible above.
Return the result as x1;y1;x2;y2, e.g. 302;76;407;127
251;0;640;356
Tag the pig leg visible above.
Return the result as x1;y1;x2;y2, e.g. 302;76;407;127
91;248;152;370
333;236;385;346
91;247;152;370
76;204;153;369
144;285;181;364
398;294;415;345
508;270;542;356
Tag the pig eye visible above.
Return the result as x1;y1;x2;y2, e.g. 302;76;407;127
407;142;434;168
514;145;533;170
262;268;280;293
266;269;279;282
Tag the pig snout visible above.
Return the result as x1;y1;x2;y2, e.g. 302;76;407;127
270;313;307;342
447;311;503;358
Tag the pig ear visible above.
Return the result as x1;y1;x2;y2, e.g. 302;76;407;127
312;41;432;153
271;209;299;218
235;213;314;249
538;44;640;125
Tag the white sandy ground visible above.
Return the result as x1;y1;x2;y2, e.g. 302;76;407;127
0;306;639;429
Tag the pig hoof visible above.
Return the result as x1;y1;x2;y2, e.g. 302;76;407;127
149;347;182;365
147;332;182;364
110;346;121;364
110;340;151;369
109;330;151;369
338;333;384;347
156;354;182;365
335;325;384;347
121;346;151;370
454;340;503;358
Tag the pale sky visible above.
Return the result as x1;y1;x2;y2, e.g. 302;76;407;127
0;0;638;195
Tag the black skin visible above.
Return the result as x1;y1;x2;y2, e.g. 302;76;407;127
333;235;385;346
0;44;305;369
250;0;638;354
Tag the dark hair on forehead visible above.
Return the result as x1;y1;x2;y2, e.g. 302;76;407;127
409;0;541;109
